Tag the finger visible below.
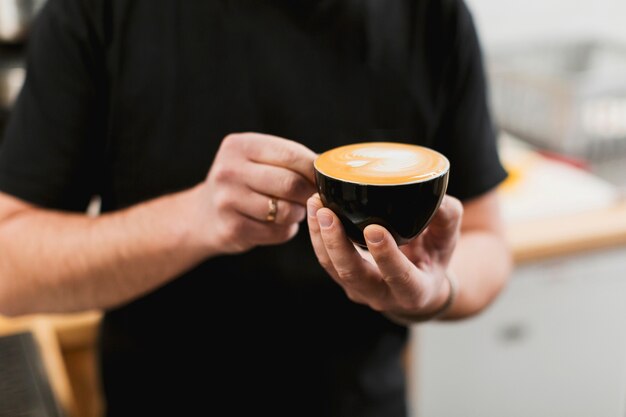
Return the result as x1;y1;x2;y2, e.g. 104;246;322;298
423;195;463;252
364;225;426;309
220;214;300;252
225;132;318;184
253;221;300;246
317;207;384;297
246;162;317;205
400;233;431;265
307;195;337;278
234;191;306;225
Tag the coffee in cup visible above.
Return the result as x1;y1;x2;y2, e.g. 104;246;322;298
314;142;449;247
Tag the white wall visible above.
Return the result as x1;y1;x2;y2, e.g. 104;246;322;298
465;0;626;49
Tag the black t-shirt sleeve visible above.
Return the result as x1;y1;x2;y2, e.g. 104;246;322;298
0;0;107;211
431;0;507;201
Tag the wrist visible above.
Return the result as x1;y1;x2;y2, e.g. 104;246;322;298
424;269;457;318
170;183;219;258
386;270;458;325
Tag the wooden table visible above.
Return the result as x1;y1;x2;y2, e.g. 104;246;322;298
508;199;626;264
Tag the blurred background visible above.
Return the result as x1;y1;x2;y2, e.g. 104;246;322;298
0;0;45;133
477;0;626;191
1;1;625;417
411;1;626;417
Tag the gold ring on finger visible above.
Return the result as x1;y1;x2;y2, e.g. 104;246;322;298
266;197;278;222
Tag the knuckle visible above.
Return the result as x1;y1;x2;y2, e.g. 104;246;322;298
345;290;367;306
398;267;413;283
278;146;298;166
220;134;256;159
280;175;303;197
213;189;236;212
383;267;412;285
318;259;334;272
214;199;229;214
323;233;342;251
221;133;244;149
293;142;317;164
336;269;360;286
212;165;236;183
373;249;393;265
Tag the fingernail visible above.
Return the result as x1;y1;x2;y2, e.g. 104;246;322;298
365;228;384;244
317;211;333;228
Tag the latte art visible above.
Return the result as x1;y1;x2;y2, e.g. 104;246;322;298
315;142;449;185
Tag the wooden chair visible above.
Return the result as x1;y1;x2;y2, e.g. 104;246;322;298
0;312;103;417
0;317;76;417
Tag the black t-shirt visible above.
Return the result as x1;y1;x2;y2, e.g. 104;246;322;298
0;1;506;416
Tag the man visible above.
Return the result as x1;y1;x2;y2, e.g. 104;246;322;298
0;1;511;416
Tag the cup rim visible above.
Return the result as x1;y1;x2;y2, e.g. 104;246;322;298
314;142;450;186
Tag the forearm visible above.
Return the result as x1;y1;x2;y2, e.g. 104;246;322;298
444;230;512;319
0;185;210;316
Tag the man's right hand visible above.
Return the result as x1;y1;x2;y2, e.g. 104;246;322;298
0;132;317;315
191;132;318;255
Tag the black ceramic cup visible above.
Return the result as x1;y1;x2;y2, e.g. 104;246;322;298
314;142;449;247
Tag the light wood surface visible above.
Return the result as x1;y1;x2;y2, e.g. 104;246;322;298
507;199;626;264
63;344;104;417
